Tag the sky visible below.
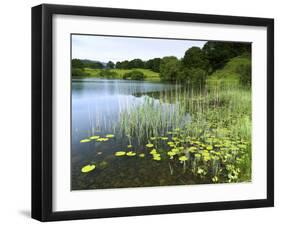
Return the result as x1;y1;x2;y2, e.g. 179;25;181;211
72;35;207;63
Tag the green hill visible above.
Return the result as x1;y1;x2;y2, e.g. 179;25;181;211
83;68;161;81
207;54;251;85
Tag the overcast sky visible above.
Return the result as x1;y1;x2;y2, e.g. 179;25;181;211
72;35;206;63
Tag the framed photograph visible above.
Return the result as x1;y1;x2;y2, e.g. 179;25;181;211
32;4;274;221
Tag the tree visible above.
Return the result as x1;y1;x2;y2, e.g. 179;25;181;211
182;47;209;70
236;62;251;85
202;41;251;73
72;59;84;68
178;68;206;85
107;61;115;69
123;70;145;80
98;70;118;78
128;59;145;69
145;58;161;72
159;56;181;81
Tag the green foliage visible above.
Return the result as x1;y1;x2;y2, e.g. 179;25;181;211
71;68;89;77
116;60;130;69
182;47;209;70
203;41;251;73
208;55;251;86
159;56;181;81
98;69;118;78
123;70;145;80
107;61;115;69
236;62;251;85
178;67;206;85
128;59;145;69
81;59;104;69
72;59;84;68
145;58;161;72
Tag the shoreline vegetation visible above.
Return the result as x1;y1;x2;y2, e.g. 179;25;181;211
72;40;252;186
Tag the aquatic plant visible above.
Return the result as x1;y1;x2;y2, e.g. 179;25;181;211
80;139;91;143
115;151;126;156
126;151;136;156
81;164;96;173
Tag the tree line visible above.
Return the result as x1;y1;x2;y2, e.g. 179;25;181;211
72;41;251;84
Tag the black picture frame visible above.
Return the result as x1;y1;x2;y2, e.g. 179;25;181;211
32;3;274;222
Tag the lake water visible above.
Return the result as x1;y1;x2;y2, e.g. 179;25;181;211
71;78;196;190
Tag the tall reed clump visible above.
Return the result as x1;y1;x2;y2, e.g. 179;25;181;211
117;81;252;183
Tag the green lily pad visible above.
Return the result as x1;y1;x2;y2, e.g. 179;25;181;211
115;151;126;156
150;149;157;154
89;136;100;140
161;137;168;140
146;143;154;148
153;156;161;161
179;156;188;161
81;164;96;173
167;141;174;146
139;153;145;158
126;151;136;156
150;137;157;141
106;134;115;138
80;139;91;143
127;145;133;148
167;151;176;156
97;138;109;142
152;153;161;161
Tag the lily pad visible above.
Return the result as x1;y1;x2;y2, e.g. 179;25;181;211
146;143;154;148
106;134;115;138
153;155;161;161
81;164;96;173
150;149;157;155
80;139;91;143
127;145;133;148
179;156;188;161
161;137;168;140
89;136;100;140
167;141;174;146
97;138;109;142
126;151;136;157
115;151;126;156
152;153;161;161
167;151;176;156
139;153;145;158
